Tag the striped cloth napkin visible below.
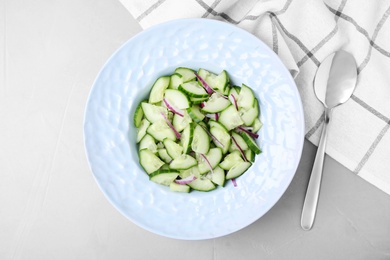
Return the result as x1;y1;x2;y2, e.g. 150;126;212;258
119;0;390;195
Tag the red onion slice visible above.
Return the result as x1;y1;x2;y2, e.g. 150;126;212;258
230;94;239;110
194;72;214;95
161;112;181;139
200;153;214;174
175;175;197;185
163;98;184;117
232;178;237;187
237;126;259;139
231;135;248;162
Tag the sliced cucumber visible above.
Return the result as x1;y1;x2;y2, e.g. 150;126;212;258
163;138;183;158
179;81;209;98
148;76;170;103
218;105;244;130
149;169;179;186
139;134;157;153
135;67;262;192
209;126;230;154
191;124;210;154
169;73;183;90
237;83;255;109
170;154;197;170
133;101;145;127
187;105;205;122
141;102;168;123
170;182;190;193
197;68;230;94
198;147;223;174
188;177;216;192
251;118;263;133
226;161;251;180
158;148;173;163
219;151;244;170
172;111;191;133
245;149;255;163
208;166;225;186
239;132;261;154
147;120;176;142
201;93;231;113
136;118;150;143
175;67;196;82
190;96;209;104
239;98;259;126
139;149;165;174
180;123;194;154
230;132;249;152
164;89;191;110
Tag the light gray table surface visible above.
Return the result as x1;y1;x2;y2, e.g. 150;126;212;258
1;1;389;259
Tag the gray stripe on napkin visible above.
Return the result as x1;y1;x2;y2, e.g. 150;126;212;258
270;13;321;67
306;111;325;140
326;4;390;60
357;5;390;74
136;0;166;22
354;122;390;174
201;0;222;18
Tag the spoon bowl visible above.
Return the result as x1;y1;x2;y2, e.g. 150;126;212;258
301;50;357;230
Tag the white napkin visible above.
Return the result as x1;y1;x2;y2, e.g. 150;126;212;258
119;0;390;195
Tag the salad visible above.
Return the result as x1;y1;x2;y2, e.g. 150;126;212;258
134;67;262;192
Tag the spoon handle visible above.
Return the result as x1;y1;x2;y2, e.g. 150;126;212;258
301;109;331;230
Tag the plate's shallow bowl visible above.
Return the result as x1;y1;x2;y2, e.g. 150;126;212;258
84;18;304;240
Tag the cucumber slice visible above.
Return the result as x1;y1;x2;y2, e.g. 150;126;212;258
180;123;194;154
170;154;197;170
175;67;196;82
136;118;150;143
219;151;244;170
188;177;216;192
198;147;223;174
230;132;249;152
226;161;251;180
164;89;191;110
172;111;191;133
190;96;209;104
245;149;255;163
133;101;145;127
169;73;183;90
139;134;157;153
201;93;231;113
208;166;225;186
149;169;179;186
239;98;259;126
237;84;255;109
148;76;170;103
169;182;190;193
139;149;165;174
163;138;183;158
251;118;263;133
208;119;228;132
197;69;230;94
158;148;173;163
239;132;261;154
187;105;205;123
191;124;210;154
218;105;244;130
141;102;168;123
179;81;209;98
147;120;176;142
209;126;230;154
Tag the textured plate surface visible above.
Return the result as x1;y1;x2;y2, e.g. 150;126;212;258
84;18;304;240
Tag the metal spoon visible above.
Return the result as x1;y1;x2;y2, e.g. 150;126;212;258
301;50;357;230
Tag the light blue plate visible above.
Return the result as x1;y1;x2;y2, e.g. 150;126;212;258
84;18;304;240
